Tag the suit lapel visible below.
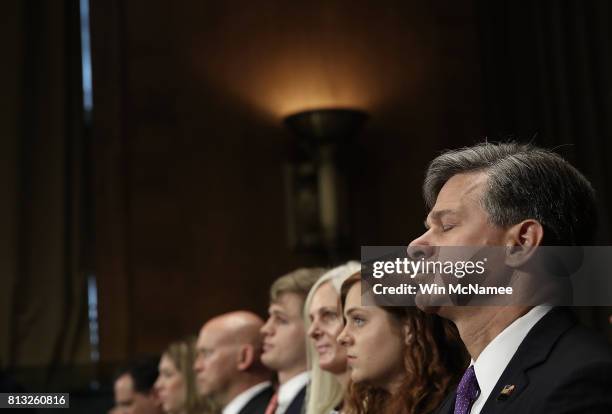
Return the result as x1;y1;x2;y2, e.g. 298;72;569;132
238;384;275;414
284;385;306;414
479;308;575;413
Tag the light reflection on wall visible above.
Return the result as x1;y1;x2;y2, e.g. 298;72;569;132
187;1;430;121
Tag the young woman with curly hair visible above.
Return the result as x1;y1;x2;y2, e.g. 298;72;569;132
337;273;467;414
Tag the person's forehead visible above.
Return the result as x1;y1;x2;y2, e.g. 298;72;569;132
310;283;337;309
432;172;488;212
159;354;175;370
199;321;229;347
345;281;361;304
196;326;208;347
344;282;367;313
270;292;304;314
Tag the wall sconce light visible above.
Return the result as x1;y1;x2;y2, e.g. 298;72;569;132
283;108;368;258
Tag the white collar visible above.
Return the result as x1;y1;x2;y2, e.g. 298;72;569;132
469;305;552;414
222;381;272;414
276;371;309;414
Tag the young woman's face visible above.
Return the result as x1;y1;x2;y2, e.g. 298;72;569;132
338;282;407;391
307;282;347;374
155;354;186;414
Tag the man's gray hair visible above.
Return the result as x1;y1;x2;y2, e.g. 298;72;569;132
423;142;597;245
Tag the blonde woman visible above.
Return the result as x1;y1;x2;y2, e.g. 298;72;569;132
155;338;217;414
304;261;361;414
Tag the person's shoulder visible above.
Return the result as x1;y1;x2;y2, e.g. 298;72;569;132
549;311;612;367
537;357;612;413
526;309;612;409
284;384;307;414
238;384;275;414
484;309;612;412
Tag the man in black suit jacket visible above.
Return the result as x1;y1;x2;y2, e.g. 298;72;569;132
235;385;275;414
434;307;612;413
113;357;164;414
408;142;612;413
194;311;274;414
283;386;306;414
0;371;37;414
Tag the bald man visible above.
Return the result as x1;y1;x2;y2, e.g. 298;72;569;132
194;311;274;414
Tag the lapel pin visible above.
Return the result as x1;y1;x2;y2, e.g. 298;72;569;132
497;384;516;401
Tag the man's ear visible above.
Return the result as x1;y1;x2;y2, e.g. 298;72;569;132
237;344;254;371
505;219;544;267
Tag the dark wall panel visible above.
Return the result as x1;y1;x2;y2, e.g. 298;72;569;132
91;0;484;359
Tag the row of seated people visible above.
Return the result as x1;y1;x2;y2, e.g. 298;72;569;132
111;142;612;414
111;264;465;414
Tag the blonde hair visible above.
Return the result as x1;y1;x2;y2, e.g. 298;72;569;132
303;261;361;414
270;267;326;303
164;338;218;414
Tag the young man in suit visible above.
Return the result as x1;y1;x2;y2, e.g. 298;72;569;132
408;142;612;413
260;268;325;414
194;311;274;414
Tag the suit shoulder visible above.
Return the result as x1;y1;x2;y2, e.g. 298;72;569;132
528;321;612;401
538;361;612;413
238;385;275;414
549;321;612;367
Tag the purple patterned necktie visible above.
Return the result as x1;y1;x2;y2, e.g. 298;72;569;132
454;365;480;414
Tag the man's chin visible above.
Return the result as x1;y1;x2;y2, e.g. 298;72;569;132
415;292;441;314
416;303;441;314
260;355;278;370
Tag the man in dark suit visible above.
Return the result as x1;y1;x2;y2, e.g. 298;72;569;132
408;142;612;413
113;357;164;414
0;370;37;414
194;311;274;414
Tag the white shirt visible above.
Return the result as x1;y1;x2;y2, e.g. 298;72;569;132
469;305;553;414
223;381;272;414
275;371;309;414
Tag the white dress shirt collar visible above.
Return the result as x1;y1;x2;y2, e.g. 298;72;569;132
276;371;309;414
469;305;553;414
222;381;272;414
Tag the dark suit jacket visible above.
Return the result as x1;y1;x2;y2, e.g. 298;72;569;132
0;371;37;414
237;384;275;414
435;308;612;414
284;384;307;414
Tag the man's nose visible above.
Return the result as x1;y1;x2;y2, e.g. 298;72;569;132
407;242;436;261
260;319;273;336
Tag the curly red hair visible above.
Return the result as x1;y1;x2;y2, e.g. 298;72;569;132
341;273;467;414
